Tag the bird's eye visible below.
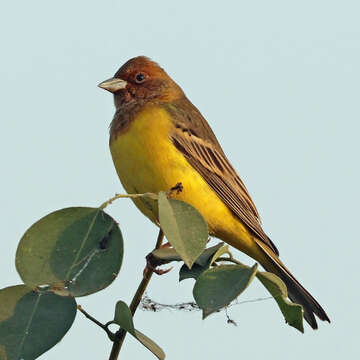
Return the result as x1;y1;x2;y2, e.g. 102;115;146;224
135;73;146;83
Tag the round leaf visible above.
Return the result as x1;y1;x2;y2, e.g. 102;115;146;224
0;285;76;360
16;207;123;297
158;192;208;269
193;264;258;318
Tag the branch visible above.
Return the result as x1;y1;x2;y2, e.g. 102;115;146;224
108;229;164;360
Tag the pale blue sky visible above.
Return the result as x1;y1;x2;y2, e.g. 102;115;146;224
1;1;359;359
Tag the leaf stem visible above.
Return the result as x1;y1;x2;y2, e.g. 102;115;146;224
99;192;158;210
109;229;164;360
77;305;114;340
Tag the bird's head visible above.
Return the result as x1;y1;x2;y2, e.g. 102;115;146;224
98;56;184;106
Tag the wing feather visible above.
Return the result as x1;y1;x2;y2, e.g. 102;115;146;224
164;99;279;255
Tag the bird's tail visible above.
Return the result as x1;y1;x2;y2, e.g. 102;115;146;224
254;239;330;329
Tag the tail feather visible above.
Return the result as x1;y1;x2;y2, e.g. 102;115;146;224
254;239;330;329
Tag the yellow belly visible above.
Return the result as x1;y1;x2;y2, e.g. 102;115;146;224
110;104;258;255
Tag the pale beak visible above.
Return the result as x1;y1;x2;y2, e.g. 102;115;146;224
98;77;127;93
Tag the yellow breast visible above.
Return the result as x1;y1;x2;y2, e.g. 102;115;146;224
109;104;255;253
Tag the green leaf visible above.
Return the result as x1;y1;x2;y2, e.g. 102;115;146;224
193;264;258;318
179;263;206;281
0;285;76;360
195;243;224;267
113;301;135;336
152;243;224;269
209;244;229;265
113;301;165;360
256;271;304;333
151;244;224;282
179;243;225;281
16;207;123;297
134;330;165;360
158;192;208;269
151;248;182;263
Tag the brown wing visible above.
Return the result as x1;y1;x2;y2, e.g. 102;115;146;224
163;98;279;255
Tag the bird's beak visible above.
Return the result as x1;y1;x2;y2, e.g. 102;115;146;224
98;77;127;93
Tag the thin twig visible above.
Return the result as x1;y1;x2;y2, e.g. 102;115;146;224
108;229;164;360
77;305;114;340
99;192;158;210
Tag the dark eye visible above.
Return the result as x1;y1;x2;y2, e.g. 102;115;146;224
135;73;146;83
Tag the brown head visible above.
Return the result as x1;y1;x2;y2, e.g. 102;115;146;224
98;56;184;107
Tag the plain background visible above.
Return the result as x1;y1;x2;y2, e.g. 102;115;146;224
1;1;359;359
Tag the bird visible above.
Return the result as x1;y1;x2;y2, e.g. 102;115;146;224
98;56;330;329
